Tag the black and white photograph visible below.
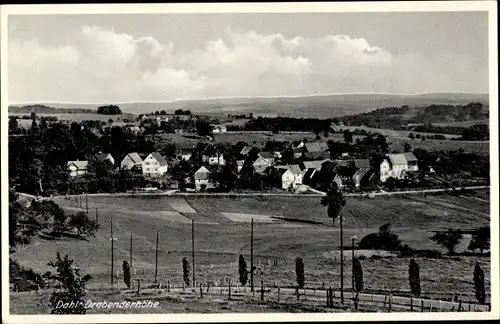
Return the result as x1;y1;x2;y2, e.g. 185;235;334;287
1;1;498;322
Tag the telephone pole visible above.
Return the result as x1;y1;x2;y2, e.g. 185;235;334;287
192;220;195;289
250;218;254;294
130;232;133;268
340;214;344;304
110;218;114;285
154;231;159;283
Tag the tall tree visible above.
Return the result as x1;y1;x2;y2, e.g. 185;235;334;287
321;182;346;227
68;212;98;237
295;257;305;289
409;258;421;297
353;258;364;292
468;226;490;254
182;257;190;287
238;254;249;287
473;262;486;304
430;230;463;255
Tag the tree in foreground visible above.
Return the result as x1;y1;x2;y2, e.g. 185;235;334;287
321;182;346;227
353;258;364;292
238;254;249;287
430;230;463;255
122;260;131;288
48;253;91;314
182;257;190;287
473;262;486;304
295;257;305;289
409;258;421;297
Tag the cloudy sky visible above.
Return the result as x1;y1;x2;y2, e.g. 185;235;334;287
8;11;489;103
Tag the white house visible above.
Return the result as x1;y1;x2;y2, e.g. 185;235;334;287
121;152;143;171
281;165;305;189
236;160;245;173
380;153;419;182
142;153;169;177
194;166;213;191
67;160;88;177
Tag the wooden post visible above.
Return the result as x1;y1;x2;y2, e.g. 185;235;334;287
182;280;185;292
228;278;232;299
304;287;307;300
277;286;280;302
192;220;195;289
207;282;210;294
458;301;462;312
260;280;264;301
85;193;88;213
421;299;424;312
199;283;203;298
110;218;114;285
136;279;140;295
154;231;159;283
354;292;359;311
388;294;392;312
250;218;254;295
429;298;433;312
129;232;133;268
411;296;413;311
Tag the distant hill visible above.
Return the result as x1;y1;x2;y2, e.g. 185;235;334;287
9;104;95;114
10;93;488;118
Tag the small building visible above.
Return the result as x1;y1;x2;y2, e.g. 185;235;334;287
67;160;88;177
259;151;275;165
95;152;115;165
128;126;142;134
142;152;169;177
240;145;252;156
299;160;327;171
352;159;371;188
121;152;143;171
194;166;213;191
303;142;329;160
281;165;305;189
208;153;226;166
292;147;303;160
387;153;409;180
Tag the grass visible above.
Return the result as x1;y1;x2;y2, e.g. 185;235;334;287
388;137;489;155
333;126;462;139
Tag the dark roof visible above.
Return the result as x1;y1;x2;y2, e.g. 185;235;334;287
404;152;418;162
304;142;328;152
126;152;143;164
95;153;112;162
260;151;274;159
304;151;329;160
354;159;370;169
150;152;168;166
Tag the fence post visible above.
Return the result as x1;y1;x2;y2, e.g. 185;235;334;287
228;278;231;299
326;288;329;307
199;283;203;298
468;303;471;312
421;298;424;312
277;286;280;302
354;292;359;311
136;279;140;295
458;301;462;312
182;280;185;292
439;299;442;312
304;287;307;300
410;296;413;311
388;294;392;312
296;287;299;301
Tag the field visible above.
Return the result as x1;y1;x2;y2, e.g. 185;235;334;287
388;137;490;155
10;113;137;129
333;125;462;139
9;190;491;313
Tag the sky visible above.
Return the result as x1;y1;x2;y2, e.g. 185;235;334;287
7;11;489;104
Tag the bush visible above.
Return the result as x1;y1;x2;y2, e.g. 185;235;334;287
358;223;402;251
122;260;131;288
182;257;190;287
353;258;364;292
430;230;463;254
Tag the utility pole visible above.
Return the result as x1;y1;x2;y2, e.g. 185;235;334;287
130;232;133;268
192;220;195;289
250;218;254;295
110;218;114;285
351;236;357;294
340;214;344;304
155;231;159;283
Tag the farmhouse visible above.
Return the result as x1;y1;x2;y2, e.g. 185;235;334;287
67;160;88;177
142;152;169;177
121;152;143;171
281;165;305;189
236;160;245;173
379;152;419;182
404;152;419;172
194;166;213;191
258;151;275;165
299;160;327;171
95;152;115;165
211;124;227;133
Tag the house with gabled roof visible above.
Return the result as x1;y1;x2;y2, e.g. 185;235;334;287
281;165;305;189
303;142;329;160
352;158;371;188
67;160;88;177
404;152;419;172
142;152;168;177
240;145;252;156
253;155;274;174
194;166;214;191
379;152;419;182
121;152;143;171
95;152;115;165
258;151;275;165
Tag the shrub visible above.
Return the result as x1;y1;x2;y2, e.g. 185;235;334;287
358;223;402;251
430;230;463;254
473;262;486;304
295;257;305;289
409;258;421;297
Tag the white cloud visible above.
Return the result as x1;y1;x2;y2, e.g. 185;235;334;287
7;26;487;103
